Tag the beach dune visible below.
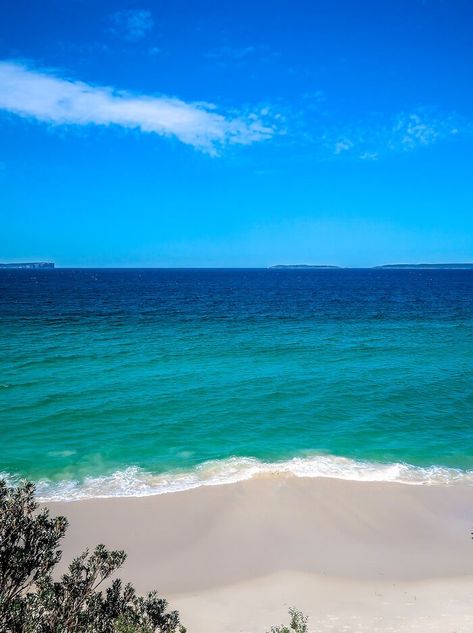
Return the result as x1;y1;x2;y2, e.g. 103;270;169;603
46;476;473;632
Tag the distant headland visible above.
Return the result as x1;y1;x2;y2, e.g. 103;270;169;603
0;262;55;269
374;263;473;269
270;263;473;270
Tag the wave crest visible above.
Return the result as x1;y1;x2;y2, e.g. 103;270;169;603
3;454;472;502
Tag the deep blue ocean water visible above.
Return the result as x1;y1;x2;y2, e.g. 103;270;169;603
1;268;473;499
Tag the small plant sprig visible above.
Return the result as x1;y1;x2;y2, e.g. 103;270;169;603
269;607;309;633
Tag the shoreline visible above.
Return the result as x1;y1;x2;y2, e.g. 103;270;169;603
45;475;473;632
26;453;473;502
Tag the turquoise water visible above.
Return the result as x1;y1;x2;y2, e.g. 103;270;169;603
1;269;473;499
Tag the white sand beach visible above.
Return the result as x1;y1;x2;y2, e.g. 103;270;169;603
46;476;473;632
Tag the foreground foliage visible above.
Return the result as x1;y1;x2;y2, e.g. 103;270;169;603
0;478;309;632
0;479;184;633
268;608;309;633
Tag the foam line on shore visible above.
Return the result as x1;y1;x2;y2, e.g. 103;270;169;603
4;454;473;502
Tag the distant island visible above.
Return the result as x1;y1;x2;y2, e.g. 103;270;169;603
0;262;55;269
374;263;473;270
270;263;473;270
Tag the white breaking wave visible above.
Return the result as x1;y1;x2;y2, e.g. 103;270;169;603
3;454;472;502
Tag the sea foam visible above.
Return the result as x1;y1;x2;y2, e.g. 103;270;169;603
3;454;472;502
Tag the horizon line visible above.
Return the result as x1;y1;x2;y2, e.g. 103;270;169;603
2;263;473;270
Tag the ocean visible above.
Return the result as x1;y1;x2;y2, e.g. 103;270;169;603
1;268;473;500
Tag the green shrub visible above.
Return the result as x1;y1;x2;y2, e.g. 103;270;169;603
268;608;309;633
1;478;308;633
0;479;184;633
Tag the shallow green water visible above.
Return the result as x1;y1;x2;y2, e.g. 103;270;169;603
1;269;473;498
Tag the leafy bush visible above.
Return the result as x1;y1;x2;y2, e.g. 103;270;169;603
0;479;185;633
268;608;309;633
1;478;309;633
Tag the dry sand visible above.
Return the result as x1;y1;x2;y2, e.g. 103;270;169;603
45;476;473;632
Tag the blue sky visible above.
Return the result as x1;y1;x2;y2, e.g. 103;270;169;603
1;0;472;266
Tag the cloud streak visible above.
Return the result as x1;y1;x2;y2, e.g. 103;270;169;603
326;109;467;160
108;9;154;41
0;61;276;154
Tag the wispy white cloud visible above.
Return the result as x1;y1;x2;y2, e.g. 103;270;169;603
326;108;467;160
391;111;458;149
204;44;281;68
334;139;353;154
0;61;277;154
108;9;154;41
359;151;379;161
